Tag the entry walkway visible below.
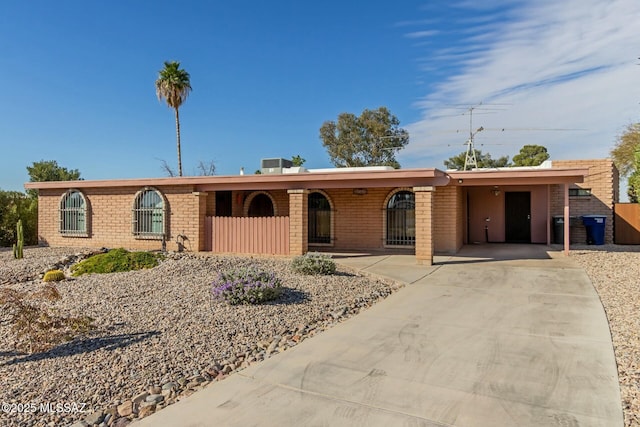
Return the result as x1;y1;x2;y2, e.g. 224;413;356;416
137;244;622;426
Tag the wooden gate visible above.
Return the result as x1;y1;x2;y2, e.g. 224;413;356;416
614;203;640;244
205;216;290;255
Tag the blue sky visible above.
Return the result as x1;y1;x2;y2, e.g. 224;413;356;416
1;0;638;193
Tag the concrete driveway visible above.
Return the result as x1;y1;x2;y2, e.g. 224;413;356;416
137;244;622;426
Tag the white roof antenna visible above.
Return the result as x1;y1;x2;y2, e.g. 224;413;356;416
463;104;484;170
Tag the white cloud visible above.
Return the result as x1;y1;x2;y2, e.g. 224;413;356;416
404;30;439;39
402;0;640;183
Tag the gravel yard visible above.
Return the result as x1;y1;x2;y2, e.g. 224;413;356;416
0;247;399;427
570;245;640;427
2;245;639;427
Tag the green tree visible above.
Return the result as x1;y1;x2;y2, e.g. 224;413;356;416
291;155;306;167
512;145;550;166
26;160;81;198
444;149;510;170
156;61;192;177
627;148;640;203
19;160;81;246
319;107;409;168
0;190;37;247
610;123;640;176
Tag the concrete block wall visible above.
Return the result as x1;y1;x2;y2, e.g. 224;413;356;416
230;190;290;217
551;159;618;244
433;185;463;254
414;187;434;265
321;187;395;251
37;185;202;252
288;189;307;255
205;192;216;216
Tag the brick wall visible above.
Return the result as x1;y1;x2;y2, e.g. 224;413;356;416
551;159;618;244
414;188;434;265
205;192;215;216
196;192;207;251
230;190;290;217
270;190;290;216
321;188;394;251
433;185;463;254
288;189;307;255
37;185;203;252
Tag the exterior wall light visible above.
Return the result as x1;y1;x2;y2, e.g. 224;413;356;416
491;186;501;196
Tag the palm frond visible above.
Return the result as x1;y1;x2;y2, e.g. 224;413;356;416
155;61;192;109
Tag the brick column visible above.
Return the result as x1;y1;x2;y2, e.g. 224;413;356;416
288;189;308;256
205;191;216;216
193;192;208;251
414;186;434;265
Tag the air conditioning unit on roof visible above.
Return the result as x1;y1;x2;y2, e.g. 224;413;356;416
261;158;293;174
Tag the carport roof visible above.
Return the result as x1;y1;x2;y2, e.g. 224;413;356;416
448;167;588;186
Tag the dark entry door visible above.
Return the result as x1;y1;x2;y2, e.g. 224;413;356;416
505;192;531;243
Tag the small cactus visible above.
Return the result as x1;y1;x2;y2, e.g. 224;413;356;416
12;219;24;260
43;270;66;282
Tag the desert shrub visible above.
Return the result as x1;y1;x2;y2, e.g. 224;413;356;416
291;252;336;275
212;266;282;305
0;284;94;353
43;269;65;282
71;248;163;276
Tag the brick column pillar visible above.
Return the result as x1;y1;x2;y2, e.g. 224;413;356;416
288;189;308;256
192;192;208;251
232;191;246;217
414;186;434;265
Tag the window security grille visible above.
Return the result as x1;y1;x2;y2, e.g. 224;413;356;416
133;189;165;239
59;191;87;236
309;192;331;244
386;191;415;246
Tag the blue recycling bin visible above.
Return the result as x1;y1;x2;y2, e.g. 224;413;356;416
581;215;606;245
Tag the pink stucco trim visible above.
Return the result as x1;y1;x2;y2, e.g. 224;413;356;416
450;168;588;185
24;168;449;191
24;167;589;192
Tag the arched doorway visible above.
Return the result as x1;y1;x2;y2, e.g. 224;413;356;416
308;191;332;244
386;190;415;246
248;193;275;217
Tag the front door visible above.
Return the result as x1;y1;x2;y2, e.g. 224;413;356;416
505;192;531;243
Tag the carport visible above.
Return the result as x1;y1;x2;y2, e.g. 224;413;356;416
447;167;589;255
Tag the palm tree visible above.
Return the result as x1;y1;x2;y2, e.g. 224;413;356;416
155;61;192;177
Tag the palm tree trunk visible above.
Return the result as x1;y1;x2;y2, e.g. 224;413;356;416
175;107;183;177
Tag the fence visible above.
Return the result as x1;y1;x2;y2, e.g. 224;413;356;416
205;216;290;255
614;203;640;245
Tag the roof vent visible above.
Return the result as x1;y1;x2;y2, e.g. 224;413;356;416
261;158;293;174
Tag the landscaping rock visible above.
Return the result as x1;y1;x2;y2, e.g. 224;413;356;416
83;410;105;425
0;247;399;427
116;401;133;417
145;394;164;404
138;404;156;418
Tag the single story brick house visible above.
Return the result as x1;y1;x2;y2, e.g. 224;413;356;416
24;159;618;265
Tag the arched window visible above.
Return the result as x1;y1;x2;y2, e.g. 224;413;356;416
309;192;332;244
132;188;166;239
386;190;415;246
59;190;88;236
248;193;275;217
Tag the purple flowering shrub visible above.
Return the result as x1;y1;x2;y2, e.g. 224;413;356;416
212;266;282;305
